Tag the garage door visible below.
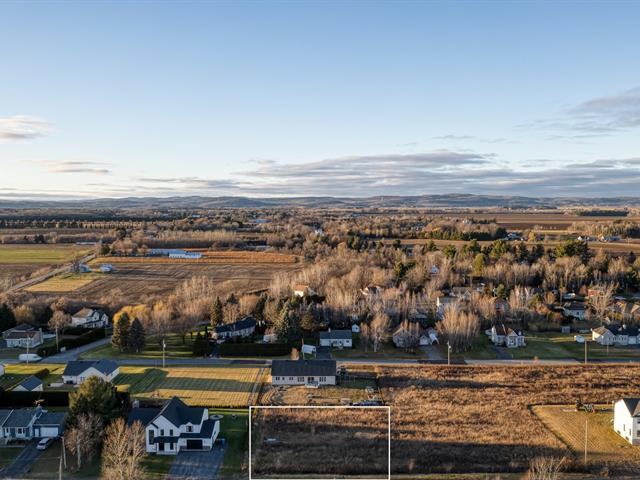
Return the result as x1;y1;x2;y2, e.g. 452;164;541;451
39;427;60;438
186;439;203;450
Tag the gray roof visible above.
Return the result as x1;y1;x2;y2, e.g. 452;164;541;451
271;359;336;377
34;411;65;427
4;410;36;428
128;408;160;427
621;398;640;417
319;330;352;341
15;376;43;391
215;316;256;334
0;410;12;425
63;359;118;377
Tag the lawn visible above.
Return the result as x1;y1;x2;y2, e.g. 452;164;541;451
331;341;423;360
0;446;22;470
114;365;265;407
0;245;90;264
0;363;64;390
458;334;499;360
212;408;249;477
25;273;99;292
81;332;200;360
533;405;640;468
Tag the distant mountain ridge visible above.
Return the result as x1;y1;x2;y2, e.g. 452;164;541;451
2;194;640;209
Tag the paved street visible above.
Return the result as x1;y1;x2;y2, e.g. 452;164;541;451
166;446;226;480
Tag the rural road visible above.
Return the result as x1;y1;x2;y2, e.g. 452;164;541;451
6;252;96;293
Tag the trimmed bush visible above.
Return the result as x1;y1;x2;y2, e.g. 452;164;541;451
33;368;50;379
219;342;291;357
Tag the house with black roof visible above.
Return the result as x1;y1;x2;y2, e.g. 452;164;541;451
319;329;352;348
271;359;337;386
62;359;120;385
127;396;220;455
212;316;256;340
12;375;43;392
614;397;640;444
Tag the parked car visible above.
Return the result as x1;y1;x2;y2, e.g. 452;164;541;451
36;437;55;450
18;354;42;363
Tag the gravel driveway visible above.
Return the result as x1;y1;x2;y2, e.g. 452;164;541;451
166;446;226;480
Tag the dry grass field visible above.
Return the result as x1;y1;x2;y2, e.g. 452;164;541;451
369;365;640;476
102;250;298;264
533;405;640;469
114;365;265;407
251;407;389;477
24;273;100;292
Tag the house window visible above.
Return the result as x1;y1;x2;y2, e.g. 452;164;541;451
17;428;23;435
319;376;326;382
187;425;193;433
160;429;164;436
169;429;174;436
297;376;304;382
149;431;154;444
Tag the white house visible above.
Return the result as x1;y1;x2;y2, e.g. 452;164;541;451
319;329;352;348
614;398;640;445
3;325;44;349
71;308;109;328
12;375;43;392
168;252;202;259
271;359;337;386
100;264;114;273
490;325;525;348
212;316;256;340
62;359;120;385
563;302;587;320
592;325;640;346
128;397;220;455
436;296;458;319
0;406;65;441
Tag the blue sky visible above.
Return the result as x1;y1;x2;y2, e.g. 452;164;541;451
1;1;639;199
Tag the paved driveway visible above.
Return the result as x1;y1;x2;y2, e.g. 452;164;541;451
166;446;226;480
1;441;43;477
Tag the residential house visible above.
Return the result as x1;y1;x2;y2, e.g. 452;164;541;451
562;302;587;320
3;325;44;349
71;308;109;328
450;287;473;301
212;316;256;340
271;359;337;386
360;285;384;297
128;397;220;455
392;322;422;348
100;264;114;273
168;252;202;259
493;298;510;316
610;301;640;322
614;398;640;445
0;406;65;441
62;359;120;385
490;325;525;348
12;376;43;392
436;296;458;319
351;324;360;334
592;325;640;346
319;329;352;348
420;328;439;346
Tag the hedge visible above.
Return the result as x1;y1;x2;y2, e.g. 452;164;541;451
33;368;50;379
0;390;131;409
219;342;291;357
37;328;106;358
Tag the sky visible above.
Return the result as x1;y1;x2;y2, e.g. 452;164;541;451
1;0;640;200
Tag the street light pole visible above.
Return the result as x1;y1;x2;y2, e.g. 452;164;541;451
162;338;166;369
447;341;451;366
584;339;587;365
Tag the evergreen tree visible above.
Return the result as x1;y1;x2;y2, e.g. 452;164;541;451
0;304;16;332
253;293;267;322
112;312;131;352
192;332;210;357
273;302;300;341
68;377;121;426
472;253;486;277
128;318;146;353
210;297;223;327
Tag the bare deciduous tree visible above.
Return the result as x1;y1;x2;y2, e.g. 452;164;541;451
66;413;104;469
101;418;147;480
524;456;565;480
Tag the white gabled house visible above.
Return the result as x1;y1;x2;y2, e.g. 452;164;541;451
128;397;220;455
436;296;458;319
71;308;109;329
592;325;640;346
490;325;525;348
319;329;352;348
614;398;640;445
12;375;43;392
271;359;336;386
62;359;120;385
563;302;587;320
2;324;44;349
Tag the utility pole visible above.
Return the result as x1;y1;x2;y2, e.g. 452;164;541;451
61;436;67;468
447;341;451;366
584;340;588;365
584;418;588;464
162;338;166;369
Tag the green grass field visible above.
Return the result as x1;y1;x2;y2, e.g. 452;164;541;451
213;408;249;476
0;245;90;264
509;332;640;360
25;272;100;292
81;332;201;360
114;365;265;407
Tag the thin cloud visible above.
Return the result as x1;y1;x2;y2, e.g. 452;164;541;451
0;116;52;141
36;160;112;175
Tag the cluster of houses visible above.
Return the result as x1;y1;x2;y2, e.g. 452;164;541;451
147;248;202;259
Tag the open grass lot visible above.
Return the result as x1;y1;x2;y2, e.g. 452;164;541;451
114;365;265;407
508;333;640;361
251;407;389;477
375;365;640;476
213;408;250;477
533;405;640;469
25;272;100;292
331;340;424;360
0;244;90;264
81;332;198;360
0;363;64;390
0;446;22;470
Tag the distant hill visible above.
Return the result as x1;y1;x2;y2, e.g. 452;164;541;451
2;194;640;209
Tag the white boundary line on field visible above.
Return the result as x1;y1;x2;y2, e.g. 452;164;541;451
248;405;391;480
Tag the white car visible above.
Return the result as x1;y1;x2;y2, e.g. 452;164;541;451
36;437;55;450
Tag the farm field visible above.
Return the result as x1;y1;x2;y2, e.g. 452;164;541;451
24;255;301;303
250;407;389;478
369;365;640;476
532;405;640;469
24;272;100;292
114;365;266;407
